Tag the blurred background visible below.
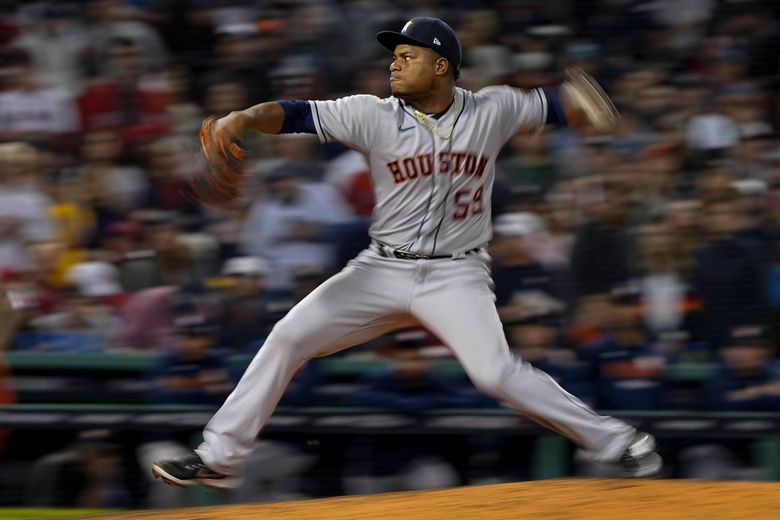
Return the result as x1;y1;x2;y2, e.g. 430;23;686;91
0;0;779;512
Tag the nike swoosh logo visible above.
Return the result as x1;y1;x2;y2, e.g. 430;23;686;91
399;126;415;132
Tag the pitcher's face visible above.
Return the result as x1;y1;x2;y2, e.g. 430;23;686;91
389;44;441;97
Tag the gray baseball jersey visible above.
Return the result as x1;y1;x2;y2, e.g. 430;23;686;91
309;86;547;254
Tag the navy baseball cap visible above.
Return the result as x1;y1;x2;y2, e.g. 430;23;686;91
377;17;462;72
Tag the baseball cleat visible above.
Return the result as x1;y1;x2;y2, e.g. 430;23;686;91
152;451;241;489
617;432;663;477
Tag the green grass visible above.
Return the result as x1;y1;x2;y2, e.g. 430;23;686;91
0;509;122;519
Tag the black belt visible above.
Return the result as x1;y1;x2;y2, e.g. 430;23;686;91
372;242;481;260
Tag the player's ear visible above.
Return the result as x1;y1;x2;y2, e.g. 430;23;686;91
434;57;449;77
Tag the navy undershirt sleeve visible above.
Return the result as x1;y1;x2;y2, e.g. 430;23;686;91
277;99;317;134
543;87;568;127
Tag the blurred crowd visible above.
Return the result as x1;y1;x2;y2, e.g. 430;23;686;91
1;0;780;509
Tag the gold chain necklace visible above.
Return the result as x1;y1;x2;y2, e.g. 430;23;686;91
411;94;457;140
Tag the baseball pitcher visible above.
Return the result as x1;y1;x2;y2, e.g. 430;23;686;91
153;17;661;488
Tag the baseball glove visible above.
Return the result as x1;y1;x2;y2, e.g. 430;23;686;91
189;116;246;206
561;68;619;131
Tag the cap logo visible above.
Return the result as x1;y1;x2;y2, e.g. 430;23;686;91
433;37;441;45
402;20;413;34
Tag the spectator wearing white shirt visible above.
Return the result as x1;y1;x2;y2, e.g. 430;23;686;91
0;142;53;270
11;4;90;94
240;161;351;289
635;222;689;336
0;48;80;145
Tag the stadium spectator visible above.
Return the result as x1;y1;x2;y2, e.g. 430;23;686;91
634;222;691;337
661;198;704;273
100;220;157;292
143;135;200;216
525;188;578;272
732;120;776;180
489;212;556;319
141;212;196;287
570;178;635;297
202;72;250;119
116;283;218;351
497;132;557;192
10;3;90;94
46;176;96;288
164;63;203;134
578;286;671;411
69;129;149;234
27;262;124;352
0;142;53;271
218;256;273;352
681;326;780;480
78;37;168;146
0;47;80;147
707;326;780;411
86;0;169;76
240;161;351;289
567;294;611;349
204;24;269;105
145;312;231;405
690;195;771;348
65;259;125;306
457;9;511;88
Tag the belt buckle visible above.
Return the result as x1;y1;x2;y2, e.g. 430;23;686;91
394;250;429;260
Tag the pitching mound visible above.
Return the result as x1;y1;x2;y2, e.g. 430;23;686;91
75;479;779;519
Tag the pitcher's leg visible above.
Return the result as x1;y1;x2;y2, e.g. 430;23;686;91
196;261;416;475
411;261;634;461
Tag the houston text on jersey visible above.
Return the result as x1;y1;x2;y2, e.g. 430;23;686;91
385;151;489;184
